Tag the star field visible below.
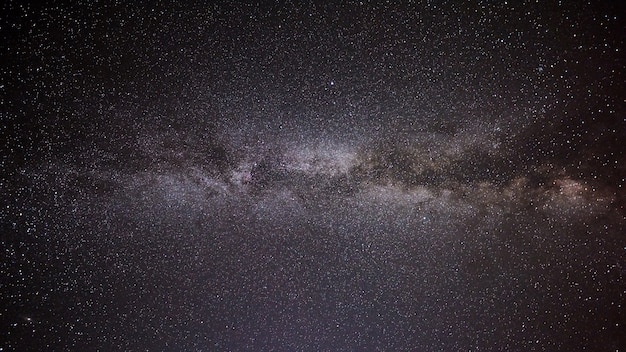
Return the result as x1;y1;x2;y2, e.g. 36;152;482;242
1;1;625;351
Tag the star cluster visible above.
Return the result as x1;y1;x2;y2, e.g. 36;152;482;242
1;1;625;351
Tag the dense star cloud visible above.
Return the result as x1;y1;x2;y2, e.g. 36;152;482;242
1;1;625;351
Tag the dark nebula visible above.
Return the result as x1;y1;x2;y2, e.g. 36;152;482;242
2;1;625;351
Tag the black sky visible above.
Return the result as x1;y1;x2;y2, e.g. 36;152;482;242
1;1;625;351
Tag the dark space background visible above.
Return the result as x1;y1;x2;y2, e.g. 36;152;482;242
1;1;625;351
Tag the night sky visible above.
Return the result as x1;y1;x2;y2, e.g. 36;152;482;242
1;1;625;351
